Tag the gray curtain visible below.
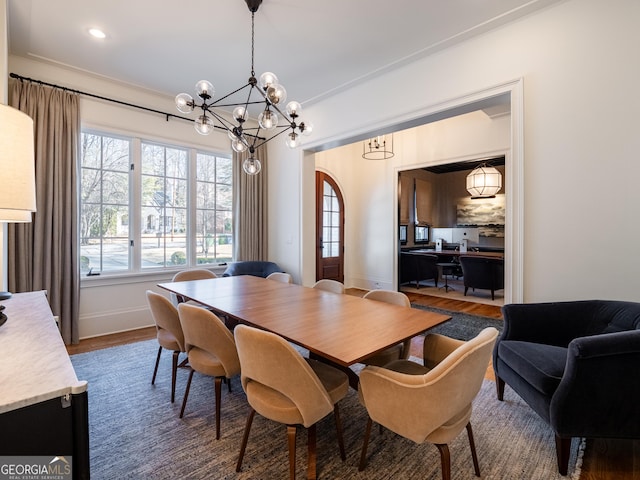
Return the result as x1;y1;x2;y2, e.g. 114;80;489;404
232;145;268;260
8;80;80;345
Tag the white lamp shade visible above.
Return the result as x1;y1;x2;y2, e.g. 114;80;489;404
0;104;37;222
466;165;502;198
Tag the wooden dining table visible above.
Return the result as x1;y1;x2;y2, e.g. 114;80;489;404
158;275;450;384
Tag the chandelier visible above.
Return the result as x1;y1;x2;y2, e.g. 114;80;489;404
466;164;502;198
362;135;394;160
174;0;312;175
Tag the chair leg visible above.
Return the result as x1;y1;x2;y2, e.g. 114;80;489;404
214;377;222;440
179;368;195;419
466;422;481;476
358;417;373;471
496;377;505;401
435;443;451;480
306;424;317;480
236;408;256;472
464;287;469;296
171;350;179;403
333;404;346;461
151;346;162;385
491;289;495;301
288;425;298;480
555;434;572;476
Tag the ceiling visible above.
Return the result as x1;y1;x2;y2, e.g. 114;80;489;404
7;0;561;111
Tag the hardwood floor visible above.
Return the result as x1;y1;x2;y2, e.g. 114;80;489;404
67;288;636;479
66;326;156;355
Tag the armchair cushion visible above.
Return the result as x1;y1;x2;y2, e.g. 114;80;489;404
497;341;567;397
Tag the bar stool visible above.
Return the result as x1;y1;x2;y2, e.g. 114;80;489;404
437;262;457;292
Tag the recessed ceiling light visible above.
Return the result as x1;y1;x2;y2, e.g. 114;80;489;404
88;28;107;39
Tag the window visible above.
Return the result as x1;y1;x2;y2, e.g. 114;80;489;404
80;132;131;273
195;152;233;265
80;131;232;275
140;142;188;268
322;180;340;258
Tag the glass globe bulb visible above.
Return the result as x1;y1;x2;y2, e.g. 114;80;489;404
258;110;279;130
243;157;262;175
232;138;248;153
195;80;214;99
194;115;214;135
286;132;300;149
258;72;278;90
175;93;194;114
233;106;247;123
266;84;287;105
286;101;301;117
300;121;313;136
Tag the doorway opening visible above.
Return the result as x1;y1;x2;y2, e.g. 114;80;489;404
304;79;523;303
398;158;506;308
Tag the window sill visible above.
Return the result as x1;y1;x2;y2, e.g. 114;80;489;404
80;265;228;288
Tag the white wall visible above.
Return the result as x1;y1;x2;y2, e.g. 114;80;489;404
271;0;640;303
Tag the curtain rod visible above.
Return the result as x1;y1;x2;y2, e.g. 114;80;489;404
9;72;199;125
9;72;266;140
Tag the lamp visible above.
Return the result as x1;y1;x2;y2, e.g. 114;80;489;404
466;164;502;198
175;0;312;175
0;104;37;323
362;135;394;160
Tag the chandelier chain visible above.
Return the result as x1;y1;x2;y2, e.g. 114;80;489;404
250;11;255;77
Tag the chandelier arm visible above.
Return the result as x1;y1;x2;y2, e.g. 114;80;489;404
209;82;253;106
203;108;263;140
202;108;237;131
268;102;295;126
250;124;293;150
249;79;296;125
210;100;265;109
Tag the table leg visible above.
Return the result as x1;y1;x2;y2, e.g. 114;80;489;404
309;352;360;390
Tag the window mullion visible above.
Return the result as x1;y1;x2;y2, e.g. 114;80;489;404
130;137;142;271
188;148;197;266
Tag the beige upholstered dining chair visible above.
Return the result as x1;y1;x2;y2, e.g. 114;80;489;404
234;324;349;480
361;289;412;366
177;303;241;439
358;327;499;480
146;290;186;403
171;268;217;305
312;279;345;294
266;271;293;283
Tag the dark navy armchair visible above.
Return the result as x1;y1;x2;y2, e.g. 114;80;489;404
222;261;283;278
493;300;640;475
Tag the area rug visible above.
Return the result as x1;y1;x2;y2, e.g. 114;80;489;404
411;304;504;341
71;340;583;479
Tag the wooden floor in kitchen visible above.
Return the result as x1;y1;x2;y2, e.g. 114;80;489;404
67;288;638;479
